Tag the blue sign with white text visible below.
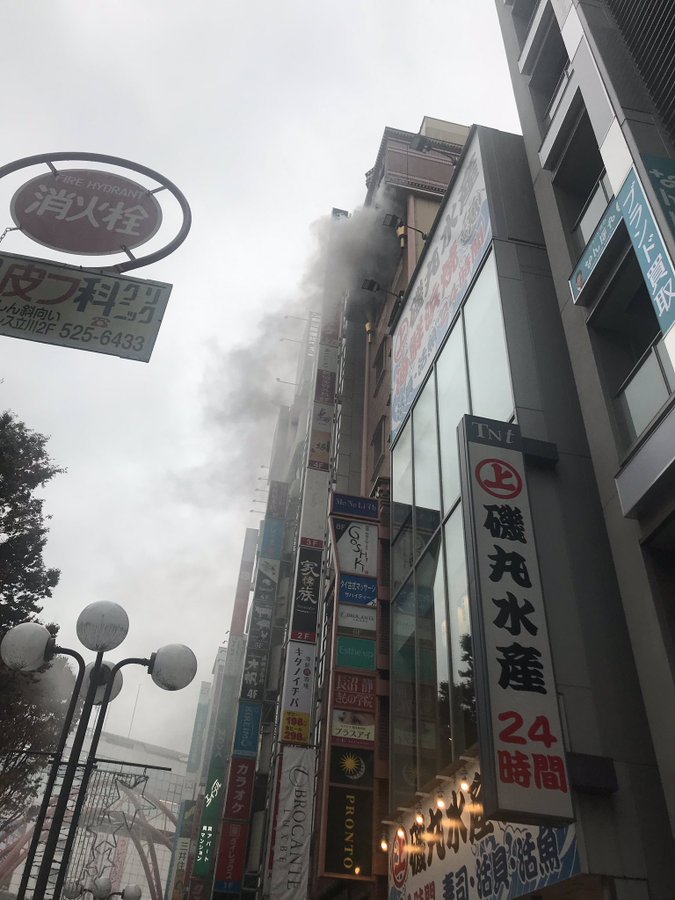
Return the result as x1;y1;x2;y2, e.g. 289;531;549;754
233;701;262;758
571;167;675;335
332;493;379;521
260;517;284;561
338;573;378;607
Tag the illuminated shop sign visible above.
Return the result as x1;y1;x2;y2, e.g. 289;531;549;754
387;766;579;899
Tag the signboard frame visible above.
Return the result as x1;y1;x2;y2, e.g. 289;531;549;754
458;415;573;824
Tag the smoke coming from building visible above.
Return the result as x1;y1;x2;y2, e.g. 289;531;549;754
177;193;398;509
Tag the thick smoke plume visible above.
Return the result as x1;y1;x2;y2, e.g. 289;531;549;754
178;190;398;510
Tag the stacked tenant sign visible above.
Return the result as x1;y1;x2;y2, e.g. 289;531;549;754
318;493;381;882
267;215;345;900
213;486;288;895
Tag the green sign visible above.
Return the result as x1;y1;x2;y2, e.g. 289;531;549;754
336;636;376;671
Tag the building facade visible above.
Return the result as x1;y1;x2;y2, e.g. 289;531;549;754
494;0;675;856
206;58;675;896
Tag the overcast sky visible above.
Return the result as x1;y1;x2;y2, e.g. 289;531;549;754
0;0;519;753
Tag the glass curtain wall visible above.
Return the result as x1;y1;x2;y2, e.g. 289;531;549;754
390;252;513;808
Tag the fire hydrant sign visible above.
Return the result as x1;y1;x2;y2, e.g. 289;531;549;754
0;250;171;362
459;415;573;824
11;168;162;255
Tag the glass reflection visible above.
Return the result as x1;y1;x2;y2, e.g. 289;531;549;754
436;323;469;513
444;507;477;758
413;378;441;557
391;577;417;808
392;420;414;595
464;253;513;422
415;534;451;789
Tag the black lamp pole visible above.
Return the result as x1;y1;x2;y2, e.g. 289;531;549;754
17;646;86;900
31;652;105;900
51;657;153;900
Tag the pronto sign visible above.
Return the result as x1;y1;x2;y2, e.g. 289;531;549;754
11;169;162;255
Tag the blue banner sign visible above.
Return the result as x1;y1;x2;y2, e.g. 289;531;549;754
644;154;675;239
332;493;379;521
260;517;284;561
570;167;675;335
233;701;262;758
338;573;377;607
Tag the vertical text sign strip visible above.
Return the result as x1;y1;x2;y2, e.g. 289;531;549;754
461;415;573;823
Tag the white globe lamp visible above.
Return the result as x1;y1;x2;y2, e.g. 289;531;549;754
80;660;124;705
76;601;129;652
151;644;198;691
122;885;143;900
0;622;52;671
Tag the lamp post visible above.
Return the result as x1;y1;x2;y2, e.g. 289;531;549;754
62;876;142;899
0;602;196;900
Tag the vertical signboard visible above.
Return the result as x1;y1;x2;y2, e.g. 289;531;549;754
321;493;380;880
223;757;256;820
268;746;316;899
280;643;317;744
324;787;373;878
233;701;263;758
459;415;573;823
333;519;378;577
290;546;322;642
213;822;249;894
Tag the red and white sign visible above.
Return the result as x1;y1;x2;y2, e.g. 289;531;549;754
11;168;163;255
461;415;573;823
214;821;249;889
333;672;375;712
223;757;256;820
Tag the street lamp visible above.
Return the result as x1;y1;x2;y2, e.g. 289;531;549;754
1;601;197;900
381;212;428;243
63;877;142;899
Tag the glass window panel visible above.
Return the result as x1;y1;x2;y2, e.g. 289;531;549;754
464;253;514;422
444;507;477;759
392;420;414;596
618;349;670;440
437;323;469;513
413;376;441;558
415;534;452;788
390;577;418;808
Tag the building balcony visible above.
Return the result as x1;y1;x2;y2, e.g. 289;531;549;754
616;334;675;446
572;170;614;252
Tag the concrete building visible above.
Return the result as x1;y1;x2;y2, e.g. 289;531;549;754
210;56;675;895
493;0;675;865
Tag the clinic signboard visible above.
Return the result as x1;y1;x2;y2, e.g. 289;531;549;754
459;415;573;823
0;250;171;362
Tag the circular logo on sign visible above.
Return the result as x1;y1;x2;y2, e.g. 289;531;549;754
390;828;408;889
11;168;163;255
475;458;523;499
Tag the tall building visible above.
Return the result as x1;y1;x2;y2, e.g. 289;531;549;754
209;60;675;897
494;0;675;855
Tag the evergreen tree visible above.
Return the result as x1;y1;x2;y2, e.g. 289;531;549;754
0;410;68;844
